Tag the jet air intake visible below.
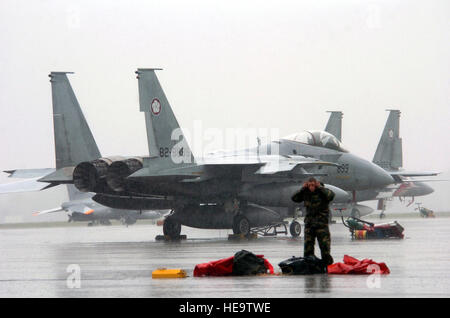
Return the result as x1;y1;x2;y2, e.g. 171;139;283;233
106;158;143;192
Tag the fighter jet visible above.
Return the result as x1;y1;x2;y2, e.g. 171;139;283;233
0;72;165;226
27;184;163;226
24;69;399;239
324;111;343;142
324;109;438;218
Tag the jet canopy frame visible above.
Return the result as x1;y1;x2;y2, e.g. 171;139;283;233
282;130;349;153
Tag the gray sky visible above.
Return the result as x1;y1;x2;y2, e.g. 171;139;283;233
0;0;449;220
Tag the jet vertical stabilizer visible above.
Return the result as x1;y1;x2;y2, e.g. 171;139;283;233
49;72;101;168
325;111;343;141
372;109;402;171
66;184;91;201
135;69;195;171
39;72;102;184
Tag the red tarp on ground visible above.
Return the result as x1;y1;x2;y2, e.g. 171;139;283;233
327;255;390;275
194;255;274;277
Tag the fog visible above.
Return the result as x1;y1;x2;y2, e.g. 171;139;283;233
0;0;449;222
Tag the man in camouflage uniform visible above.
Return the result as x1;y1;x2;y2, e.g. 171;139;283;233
291;177;335;266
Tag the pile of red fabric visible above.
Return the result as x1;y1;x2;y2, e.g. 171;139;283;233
194;254;274;277
327;255;390;275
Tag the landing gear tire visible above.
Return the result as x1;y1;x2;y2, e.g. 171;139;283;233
380;212;386;219
289;221;301;238
232;215;251;236
351;208;361;219
163;216;181;238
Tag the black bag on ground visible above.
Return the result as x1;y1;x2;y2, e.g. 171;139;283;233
278;256;326;275
232;250;267;276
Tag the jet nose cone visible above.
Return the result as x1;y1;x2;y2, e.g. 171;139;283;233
421;182;434;195
371;165;395;188
426;186;434;195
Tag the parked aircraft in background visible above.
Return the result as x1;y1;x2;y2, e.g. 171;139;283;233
31;185;165;226
325;109;437;218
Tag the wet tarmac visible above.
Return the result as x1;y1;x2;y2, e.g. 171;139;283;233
0;215;449;298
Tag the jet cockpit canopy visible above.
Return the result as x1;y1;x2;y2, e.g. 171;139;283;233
282;130;348;152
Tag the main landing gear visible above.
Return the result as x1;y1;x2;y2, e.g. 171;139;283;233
232;214;302;238
163;214;182;238
160;202;304;240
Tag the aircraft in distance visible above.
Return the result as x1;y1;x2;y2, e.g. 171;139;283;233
0;72;165;226
23;69;399;239
24;184;163;226
324;110;438;218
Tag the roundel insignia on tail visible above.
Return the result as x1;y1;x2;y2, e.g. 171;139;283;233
151;98;161;115
388;129;394;139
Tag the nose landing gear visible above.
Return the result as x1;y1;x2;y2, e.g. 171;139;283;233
289;220;302;237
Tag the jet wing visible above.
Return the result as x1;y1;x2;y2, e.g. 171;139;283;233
0;168;68;194
32;207;65;216
254;157;339;175
38;167;74;183
203;154;340;176
33;205;94;216
129;161;264;182
389;170;439;177
0;177;56;194
404;179;448;183
389;170;440;183
128;155;339;182
4;168;55;179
